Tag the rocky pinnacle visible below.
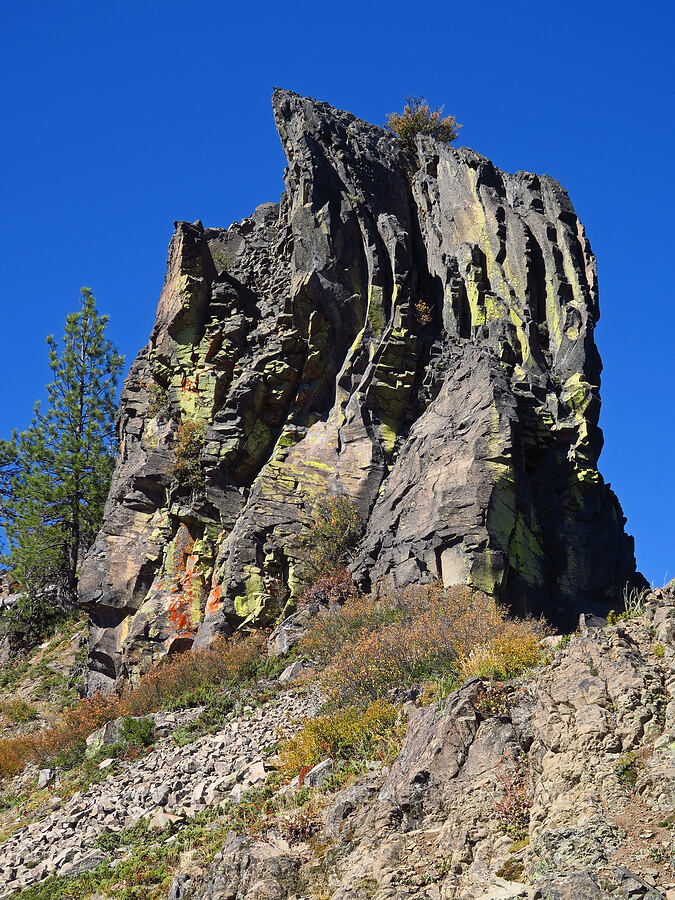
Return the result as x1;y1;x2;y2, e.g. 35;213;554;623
78;89;641;691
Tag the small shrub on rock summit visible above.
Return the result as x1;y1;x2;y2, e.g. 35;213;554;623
387;96;461;147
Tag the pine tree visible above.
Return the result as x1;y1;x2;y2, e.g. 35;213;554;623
0;288;123;634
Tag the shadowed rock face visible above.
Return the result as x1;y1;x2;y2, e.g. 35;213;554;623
79;89;640;692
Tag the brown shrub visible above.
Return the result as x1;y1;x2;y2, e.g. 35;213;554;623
302;494;363;580
491;750;533;839
120;632;263;715
171;419;205;491
387;96;461;147
0;737;30;778
413;298;433;327
298;565;358;611
304;583;546;704
300;584;419;664
0;632;263;779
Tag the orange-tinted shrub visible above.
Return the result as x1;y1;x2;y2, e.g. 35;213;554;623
120;632;263;715
305;583;546;704
387;96;462;147
0;736;30;778
299;565;358;612
0;632;264;779
300;585;415;664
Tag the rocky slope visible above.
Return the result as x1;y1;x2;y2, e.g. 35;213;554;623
182;589;675;900
78;90;640;692
0;688;320;897
2;587;674;898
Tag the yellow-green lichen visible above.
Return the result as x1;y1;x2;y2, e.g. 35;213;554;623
233;570;267;625
367;284;386;335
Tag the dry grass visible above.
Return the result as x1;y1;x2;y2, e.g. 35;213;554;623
458;623;545;681
0;633;263;778
302;583;547;704
0;699;38;724
277;699;402;776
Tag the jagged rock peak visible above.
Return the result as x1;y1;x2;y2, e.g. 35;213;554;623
79;89;641;692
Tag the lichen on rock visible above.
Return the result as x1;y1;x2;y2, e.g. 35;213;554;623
79;90;642;692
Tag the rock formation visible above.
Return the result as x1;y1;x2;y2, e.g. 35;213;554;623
79;89;640;692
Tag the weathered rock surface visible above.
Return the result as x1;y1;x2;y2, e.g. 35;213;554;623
79;89;641;689
188;587;675;900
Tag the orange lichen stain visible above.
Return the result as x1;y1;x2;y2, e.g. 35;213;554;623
205;582;223;616
167;596;192;636
164;525;203;639
181;374;200;394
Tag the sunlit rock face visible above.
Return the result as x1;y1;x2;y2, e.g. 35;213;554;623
79;89;640;692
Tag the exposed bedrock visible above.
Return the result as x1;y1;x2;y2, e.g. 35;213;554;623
79;89;641;691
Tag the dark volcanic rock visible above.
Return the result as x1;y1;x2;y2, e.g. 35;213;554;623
79;89;641;689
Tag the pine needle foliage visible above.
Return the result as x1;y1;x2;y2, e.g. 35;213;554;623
0;288;123;636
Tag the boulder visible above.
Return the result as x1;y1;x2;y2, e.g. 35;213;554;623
301;758;333;788
277;660;310;684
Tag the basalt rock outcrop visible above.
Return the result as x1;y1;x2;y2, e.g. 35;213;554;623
79;89;640;691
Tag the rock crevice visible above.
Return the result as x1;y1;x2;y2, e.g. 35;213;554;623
79;90;640;689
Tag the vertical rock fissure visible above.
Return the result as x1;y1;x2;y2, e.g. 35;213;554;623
79;90;642;690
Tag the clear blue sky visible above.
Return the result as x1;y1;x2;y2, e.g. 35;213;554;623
0;1;672;585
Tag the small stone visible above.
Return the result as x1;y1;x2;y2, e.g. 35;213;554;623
151;785;170;807
168;873;192;900
148;809;185;830
191;782;208;804
229;783;245;804
302;758;333;788
278;660;308;684
37;769;53;790
237;757;267;786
